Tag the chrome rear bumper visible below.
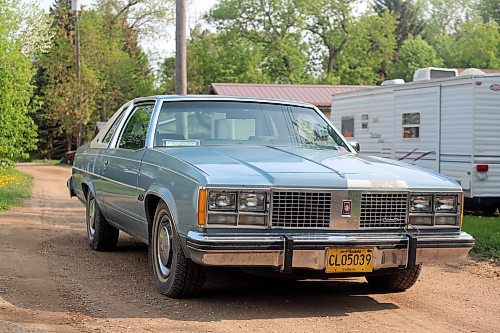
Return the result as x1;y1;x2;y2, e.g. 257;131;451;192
186;231;474;272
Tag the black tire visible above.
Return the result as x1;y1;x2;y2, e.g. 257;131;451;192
481;205;498;217
366;265;422;292
150;201;206;298
86;191;119;251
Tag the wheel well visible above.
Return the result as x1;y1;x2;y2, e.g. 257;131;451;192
81;182;90;199
145;194;161;226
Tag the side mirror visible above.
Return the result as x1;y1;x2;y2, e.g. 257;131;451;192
349;141;360;153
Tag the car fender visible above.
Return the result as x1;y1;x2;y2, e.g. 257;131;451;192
80;176;97;202
144;184;179;231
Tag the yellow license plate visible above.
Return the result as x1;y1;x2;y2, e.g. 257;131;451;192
326;248;374;273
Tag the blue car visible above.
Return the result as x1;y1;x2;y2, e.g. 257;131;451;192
68;95;474;298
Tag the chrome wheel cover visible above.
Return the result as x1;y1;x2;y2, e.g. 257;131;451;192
87;197;96;240
156;215;173;279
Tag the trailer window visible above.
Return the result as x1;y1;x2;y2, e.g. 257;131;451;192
361;114;369;129
402;112;420;139
341;116;354;138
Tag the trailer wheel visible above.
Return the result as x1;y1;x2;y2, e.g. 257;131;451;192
481;205;498;217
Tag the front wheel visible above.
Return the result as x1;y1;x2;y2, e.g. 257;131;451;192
366;265;422;292
150;201;206;298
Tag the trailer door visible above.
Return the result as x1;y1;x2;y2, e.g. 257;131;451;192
394;86;441;172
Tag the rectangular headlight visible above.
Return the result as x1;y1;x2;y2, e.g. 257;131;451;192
208;191;236;211
238;215;267;226
239;192;266;212
410;195;432;213
435;195;458;213
434;215;459;225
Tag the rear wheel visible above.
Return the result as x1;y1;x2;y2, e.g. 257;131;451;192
150;201;206;298
86;191;119;251
366;265;422;292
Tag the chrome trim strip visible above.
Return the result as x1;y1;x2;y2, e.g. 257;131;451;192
73;166;146;191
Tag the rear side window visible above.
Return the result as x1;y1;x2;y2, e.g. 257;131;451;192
118;104;154;150
102;112;125;144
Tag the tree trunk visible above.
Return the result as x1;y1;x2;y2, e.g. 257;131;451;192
67;133;72;152
327;46;335;75
100;100;107;122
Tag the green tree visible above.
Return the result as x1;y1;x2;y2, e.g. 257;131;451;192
392;35;444;81
475;0;500;24
188;29;270;93
452;20;500;68
0;0;48;165
374;0;426;48
208;0;312;83
335;12;398;84
35;0;168;157
295;0;353;77
295;0;353;81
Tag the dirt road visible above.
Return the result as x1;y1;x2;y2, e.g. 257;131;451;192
0;164;499;333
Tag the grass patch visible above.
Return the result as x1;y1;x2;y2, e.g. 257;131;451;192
462;215;500;260
30;159;72;167
0;168;33;211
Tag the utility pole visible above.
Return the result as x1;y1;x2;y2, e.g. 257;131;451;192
175;0;188;138
175;0;187;95
72;0;82;148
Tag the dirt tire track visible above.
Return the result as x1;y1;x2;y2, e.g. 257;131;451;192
0;164;499;333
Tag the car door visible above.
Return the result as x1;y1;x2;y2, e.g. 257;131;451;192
100;102;155;239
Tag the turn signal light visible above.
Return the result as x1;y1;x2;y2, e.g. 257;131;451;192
476;164;489;172
198;189;207;226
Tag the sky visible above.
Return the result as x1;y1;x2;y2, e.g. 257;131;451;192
38;0;219;67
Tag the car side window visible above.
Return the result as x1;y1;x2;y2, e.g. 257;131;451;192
118;104;154;150
102;112;125;144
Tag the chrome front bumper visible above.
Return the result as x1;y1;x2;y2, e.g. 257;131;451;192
186;231;474;272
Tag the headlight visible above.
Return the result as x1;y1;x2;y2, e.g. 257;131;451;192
410;195;432;212
239;192;266;211
208;191;236;211
435;195;458;213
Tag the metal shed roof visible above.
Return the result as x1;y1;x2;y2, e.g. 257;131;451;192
209;83;371;107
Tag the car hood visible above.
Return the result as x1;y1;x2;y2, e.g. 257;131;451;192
157;146;460;191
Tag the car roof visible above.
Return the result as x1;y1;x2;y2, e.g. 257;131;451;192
132;95;316;109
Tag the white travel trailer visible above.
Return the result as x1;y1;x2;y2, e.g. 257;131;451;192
331;72;500;215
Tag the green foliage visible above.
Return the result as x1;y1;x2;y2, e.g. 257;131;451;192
208;0;313;84
392;35;444;81
187;29;270;93
0;0;43;166
452;20;500;69
295;0;352;75
462;216;500;260
374;0;426;48
475;0;500;24
35;0;168;157
0;168;32;211
335;12;398;84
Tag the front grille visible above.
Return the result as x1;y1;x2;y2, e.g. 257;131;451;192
271;191;332;228
360;193;408;228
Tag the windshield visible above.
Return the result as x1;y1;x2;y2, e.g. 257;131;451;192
153;101;350;151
